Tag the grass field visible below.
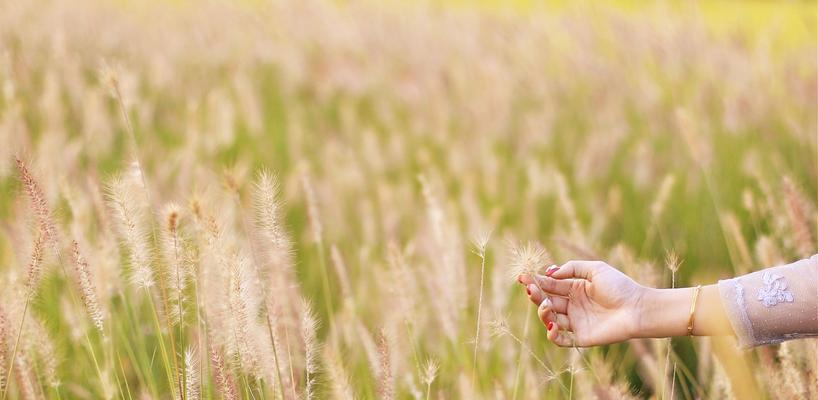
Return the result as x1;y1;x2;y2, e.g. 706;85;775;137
0;0;816;399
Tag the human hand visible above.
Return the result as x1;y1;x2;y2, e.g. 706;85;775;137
518;260;648;347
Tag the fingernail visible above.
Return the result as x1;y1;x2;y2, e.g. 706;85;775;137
526;284;536;296
517;275;523;284
539;297;550;312
545;265;559;277
547;321;554;331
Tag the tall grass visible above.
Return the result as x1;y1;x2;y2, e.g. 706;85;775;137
0;0;815;398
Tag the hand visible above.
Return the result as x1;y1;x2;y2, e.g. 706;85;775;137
518;260;648;347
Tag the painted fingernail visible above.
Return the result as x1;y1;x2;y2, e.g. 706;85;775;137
547;321;554;331
517;275;524;284
545;265;559;277
526;284;536;296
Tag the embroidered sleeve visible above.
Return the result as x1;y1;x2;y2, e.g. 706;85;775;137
717;254;818;348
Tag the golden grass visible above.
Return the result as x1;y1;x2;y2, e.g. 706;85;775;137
0;0;815;398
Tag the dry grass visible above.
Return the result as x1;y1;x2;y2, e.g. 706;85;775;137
0;0;815;398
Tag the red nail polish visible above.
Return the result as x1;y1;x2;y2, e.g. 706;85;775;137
526;286;531;296
547;322;554;331
517;276;523;284
546;267;559;277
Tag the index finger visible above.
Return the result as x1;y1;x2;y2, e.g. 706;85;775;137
549;260;604;281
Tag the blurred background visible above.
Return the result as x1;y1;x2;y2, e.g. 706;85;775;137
0;0;815;399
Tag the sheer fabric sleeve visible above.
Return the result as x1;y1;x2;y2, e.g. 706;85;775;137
717;254;818;349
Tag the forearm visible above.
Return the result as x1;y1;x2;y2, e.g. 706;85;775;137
635;254;818;346
634;285;734;338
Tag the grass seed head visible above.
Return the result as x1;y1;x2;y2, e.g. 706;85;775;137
184;347;200;400
471;229;492;259
422;358;439;387
24;231;46;298
507;241;552;281
70;240;105;333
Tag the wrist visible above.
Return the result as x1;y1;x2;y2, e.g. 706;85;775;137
633;287;692;338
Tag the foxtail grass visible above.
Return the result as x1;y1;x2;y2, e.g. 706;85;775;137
470;229;491;392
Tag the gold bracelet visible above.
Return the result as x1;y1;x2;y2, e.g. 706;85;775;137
687;285;702;336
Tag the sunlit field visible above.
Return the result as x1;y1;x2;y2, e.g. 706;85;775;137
0;0;816;399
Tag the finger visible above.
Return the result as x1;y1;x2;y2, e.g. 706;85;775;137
536;295;567;320
526;284;545;306
547;295;569;314
519;263;559;284
536;263;559;276
533;274;573;296
538;299;570;328
518;274;534;286
537;296;552;324
546;322;574;347
553;313;571;330
549;260;604;281
529;286;569;314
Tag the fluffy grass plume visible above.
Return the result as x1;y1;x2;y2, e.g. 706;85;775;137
161;203;188;326
14;157;57;250
107;171;154;289
184;347;201;400
301;301;320;400
23;232;46;298
507;241;553;281
375;329;394;400
0;307;7;393
69;240;105;333
323;346;354;399
209;343;239;400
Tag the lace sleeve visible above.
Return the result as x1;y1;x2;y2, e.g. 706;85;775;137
717;254;818;348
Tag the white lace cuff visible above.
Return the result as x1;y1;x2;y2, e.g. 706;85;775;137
717;278;755;348
717;255;818;349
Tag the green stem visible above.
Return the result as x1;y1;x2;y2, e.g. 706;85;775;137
145;289;177;399
117;351;134;400
315;241;335;339
404;320;423;384
84;334;107;398
192;270;207;400
1;298;29;400
511;301;532;400
265;313;286;400
283;323;297;400
172;233;186;400
471;253;486;393
120;290;160;397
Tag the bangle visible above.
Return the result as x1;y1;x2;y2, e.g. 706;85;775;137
687;285;702;336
